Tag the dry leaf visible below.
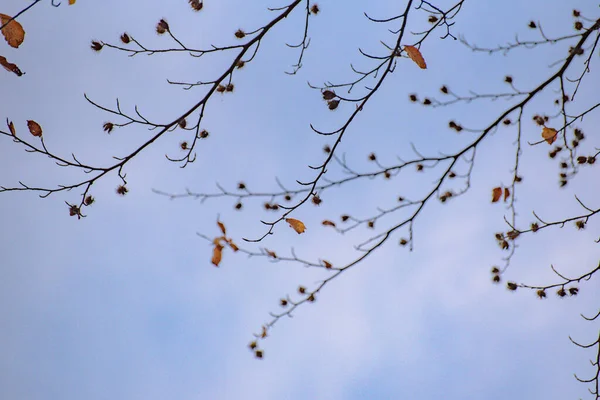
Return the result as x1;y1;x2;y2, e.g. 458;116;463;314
404;45;427;69
0;14;25;48
541;127;557;144
322;220;336;227
211;244;223;266
69;0;76;4
491;187;502;203
227;240;239;252
27;120;42;137
285;218;306;234
265;249;277;258
260;325;268;338
212;236;224;246
7;119;15;136
0;55;23;76
217;220;226;235
322;260;333;269
504;188;510;202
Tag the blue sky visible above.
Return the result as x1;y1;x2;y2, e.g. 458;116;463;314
1;1;599;399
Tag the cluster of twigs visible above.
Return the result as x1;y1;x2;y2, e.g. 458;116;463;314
1;0;598;395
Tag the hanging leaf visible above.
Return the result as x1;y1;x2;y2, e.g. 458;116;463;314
7;119;15;136
211;244;223;266
68;0;76;4
217;220;226;235
404;45;427;69
322;260;333;269
0;55;23;76
504;188;510;202
0;14;25;48
285;218;306;234
491;187;502;203
226;239;239;252
541;127;557;144
322;220;336;227
27;120;42;137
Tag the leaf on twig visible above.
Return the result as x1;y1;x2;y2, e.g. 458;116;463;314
217;220;226;235
0;55;23;76
27;120;42;137
7;119;15;136
211;244;223;266
0;14;25;48
322;220;336;227
541;127;557;144
504;188;510;202
68;0;76;4
404;45;427;69
285;218;306;234
491;187;502;203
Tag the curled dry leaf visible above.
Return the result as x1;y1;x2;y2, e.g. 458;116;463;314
404;45;427;69
27;120;42;137
285;218;306;234
211;244;223;266
68;0;76;4
217;220;226;235
0;14;25;48
7;119;15;136
260;325;268;338
322;260;333;269
541;127;557;144
504;188;510;202
322;220;336;227
0;56;23;76
265;249;277;258
226;239;239;252
491;187;502;203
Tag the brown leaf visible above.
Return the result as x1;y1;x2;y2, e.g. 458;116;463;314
322;220;336;227
322;260;333;269
260;325;268;338
0;55;23;76
7;119;15;136
504;188;510;202
404;45;427;69
541;127;557;145
285;218;306;234
27;120;42;137
491;187;502;203
227;239;239;252
217;220;226;235
265;249;277;258
68;0;76;4
0;14;25;48
211;244;223;266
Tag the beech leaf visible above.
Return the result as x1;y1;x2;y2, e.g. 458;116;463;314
211;244;223;266
0;55;23;76
404;45;427;69
541;127;557;144
491;187;502;203
27;120;42;137
0;14;25;48
285;218;306;234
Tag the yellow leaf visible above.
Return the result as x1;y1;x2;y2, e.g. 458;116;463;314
69;0;76;4
322;220;336;227
404;45;427;69
491;187;502;203
211;244;223;266
285;218;306;234
217;220;226;235
541;127;557;145
27;120;42;137
0;14;25;48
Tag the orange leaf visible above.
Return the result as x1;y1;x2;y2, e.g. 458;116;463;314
27;120;42;137
265;249;277;258
7;119;15;136
285;218;306;234
404;45;427;69
0;55;23;76
504;188;510;202
227;239;239;252
211;244;223;266
541;127;557;144
69;0;76;4
491;187;502;203
322;220;336;227
322;260;333;269
0;14;25;48
213;236;225;245
217;220;226;235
